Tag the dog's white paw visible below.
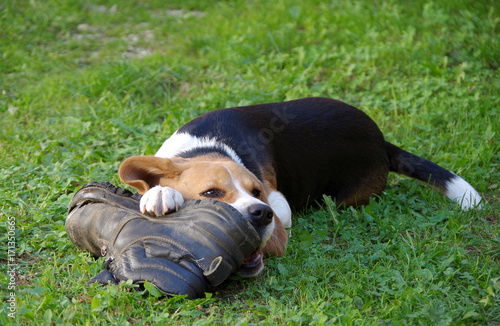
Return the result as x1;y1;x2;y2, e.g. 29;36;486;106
140;186;184;216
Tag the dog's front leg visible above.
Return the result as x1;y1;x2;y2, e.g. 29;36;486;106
267;191;292;230
140;185;184;216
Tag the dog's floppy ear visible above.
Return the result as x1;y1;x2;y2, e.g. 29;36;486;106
118;156;184;194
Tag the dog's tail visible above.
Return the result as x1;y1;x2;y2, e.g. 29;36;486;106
385;141;483;210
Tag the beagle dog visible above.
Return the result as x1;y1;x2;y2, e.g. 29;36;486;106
118;97;483;276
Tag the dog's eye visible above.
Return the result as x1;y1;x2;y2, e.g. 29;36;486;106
201;189;224;198
251;189;261;198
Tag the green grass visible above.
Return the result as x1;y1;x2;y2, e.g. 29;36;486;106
1;0;499;324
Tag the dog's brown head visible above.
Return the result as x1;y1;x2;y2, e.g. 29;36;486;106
118;155;288;276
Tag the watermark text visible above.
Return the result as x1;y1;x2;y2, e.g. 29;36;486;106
6;215;17;319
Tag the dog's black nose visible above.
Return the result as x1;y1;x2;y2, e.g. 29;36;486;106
248;204;274;226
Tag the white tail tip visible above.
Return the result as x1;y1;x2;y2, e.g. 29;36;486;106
445;175;483;210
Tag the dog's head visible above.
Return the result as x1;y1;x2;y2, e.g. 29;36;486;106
118;155;288;277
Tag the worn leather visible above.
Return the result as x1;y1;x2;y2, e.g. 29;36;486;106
65;182;261;298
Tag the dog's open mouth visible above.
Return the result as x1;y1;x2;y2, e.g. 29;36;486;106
238;250;264;277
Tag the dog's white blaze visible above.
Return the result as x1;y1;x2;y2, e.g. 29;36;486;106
267;191;292;229
445;175;483;210
223;167;275;246
156;131;244;166
223;166;267;213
